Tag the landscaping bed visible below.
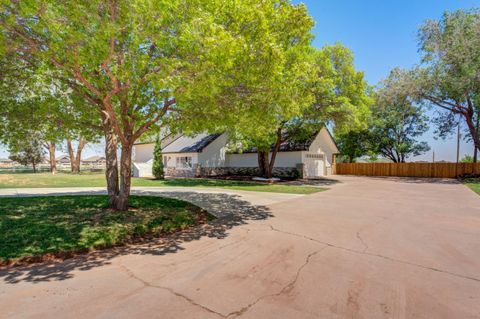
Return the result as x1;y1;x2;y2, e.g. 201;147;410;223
0;195;212;266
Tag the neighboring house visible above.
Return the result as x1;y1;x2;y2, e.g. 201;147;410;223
132;127;338;179
82;155;106;166
0;158;14;167
56;155;71;165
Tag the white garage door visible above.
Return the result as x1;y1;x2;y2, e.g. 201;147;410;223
305;153;325;178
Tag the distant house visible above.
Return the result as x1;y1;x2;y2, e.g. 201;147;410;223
82;155;106;166
56;155;71;165
132;127;338;179
0;158;14;167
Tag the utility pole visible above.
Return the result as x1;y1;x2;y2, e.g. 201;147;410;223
432;150;435;163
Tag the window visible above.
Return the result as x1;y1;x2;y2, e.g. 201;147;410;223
163;156;168;166
306;153;324;160
176;156;193;169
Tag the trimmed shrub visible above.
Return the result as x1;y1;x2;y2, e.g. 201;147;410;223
152;135;165;179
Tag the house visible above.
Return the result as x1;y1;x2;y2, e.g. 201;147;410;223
0;158;14;167
132;127;338;179
56;155;71;165
82;155;107;166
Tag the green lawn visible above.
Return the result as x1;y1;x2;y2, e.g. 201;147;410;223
0;172;324;194
0;195;210;263
462;178;480;195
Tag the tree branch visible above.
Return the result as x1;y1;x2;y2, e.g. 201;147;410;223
132;98;176;142
422;94;465;114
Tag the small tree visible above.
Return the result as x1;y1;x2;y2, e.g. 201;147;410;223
460;155;474;163
152;135;164;180
336;130;371;163
8;138;45;173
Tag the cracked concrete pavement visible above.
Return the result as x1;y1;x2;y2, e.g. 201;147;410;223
1;176;480;318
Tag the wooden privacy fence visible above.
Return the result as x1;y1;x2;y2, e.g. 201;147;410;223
334;162;480;178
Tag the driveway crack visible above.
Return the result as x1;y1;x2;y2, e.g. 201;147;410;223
117;264;227;318
226;246;328;318
356;231;368;253
266;225;480;283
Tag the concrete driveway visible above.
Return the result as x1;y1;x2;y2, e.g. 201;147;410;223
1;176;479;318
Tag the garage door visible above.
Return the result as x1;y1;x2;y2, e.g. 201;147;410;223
305;153;325;178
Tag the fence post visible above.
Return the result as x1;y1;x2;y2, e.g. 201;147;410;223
332;154;337;175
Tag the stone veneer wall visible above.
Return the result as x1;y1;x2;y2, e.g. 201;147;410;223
198;166;301;179
165;166;197;178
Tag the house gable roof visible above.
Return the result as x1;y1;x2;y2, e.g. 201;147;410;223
318;127;339;154
162;133;222;154
82;155;106;162
134;133;182;149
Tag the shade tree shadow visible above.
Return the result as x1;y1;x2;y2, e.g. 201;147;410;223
284;177;342;187
0;191;272;284
366;176;461;185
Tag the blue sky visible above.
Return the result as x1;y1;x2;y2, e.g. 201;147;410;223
296;0;480;161
1;1;479;161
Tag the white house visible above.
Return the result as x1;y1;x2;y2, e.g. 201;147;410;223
81;155;107;167
132;127;338;179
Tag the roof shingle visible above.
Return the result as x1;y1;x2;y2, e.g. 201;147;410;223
162;133;222;154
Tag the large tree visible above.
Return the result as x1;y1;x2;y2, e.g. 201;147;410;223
227;44;372;177
413;9;480;155
368;70;430;163
0;57;58;173
1;0;315;209
227;16;316;179
156;1;318;179
0;56;101;174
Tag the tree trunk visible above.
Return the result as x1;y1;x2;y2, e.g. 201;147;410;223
257;150;270;178
257;152;266;177
47;142;57;174
32;159;36;173
464;113;480;157
116;143;133;211
267;128;282;179
67;138;87;174
265;156;272;178
474;114;479;163
66;139;77;173
75;137;87;173
103;124;120;210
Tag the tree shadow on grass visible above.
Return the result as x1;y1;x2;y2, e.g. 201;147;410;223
0;191;272;284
